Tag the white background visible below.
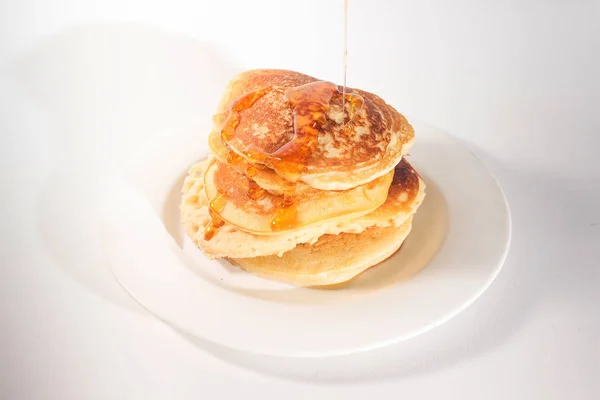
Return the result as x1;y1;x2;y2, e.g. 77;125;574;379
1;0;599;399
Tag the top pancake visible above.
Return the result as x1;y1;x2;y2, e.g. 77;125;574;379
212;69;414;191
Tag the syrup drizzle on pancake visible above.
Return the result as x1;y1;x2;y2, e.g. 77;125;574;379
204;192;227;240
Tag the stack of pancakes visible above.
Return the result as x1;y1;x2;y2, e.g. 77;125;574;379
181;70;425;286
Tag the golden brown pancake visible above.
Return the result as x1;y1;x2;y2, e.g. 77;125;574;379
180;158;425;259
212;70;414;191
229;218;414;286
203;158;393;234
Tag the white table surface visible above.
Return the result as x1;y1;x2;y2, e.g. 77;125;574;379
1;1;599;399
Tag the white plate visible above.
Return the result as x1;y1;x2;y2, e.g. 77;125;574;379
101;120;511;357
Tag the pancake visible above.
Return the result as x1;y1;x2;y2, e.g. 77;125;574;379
180;158;425;259
229;218;414;286
203;158;393;235
212;69;414;191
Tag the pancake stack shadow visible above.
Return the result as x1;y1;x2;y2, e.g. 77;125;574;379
180;70;426;286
